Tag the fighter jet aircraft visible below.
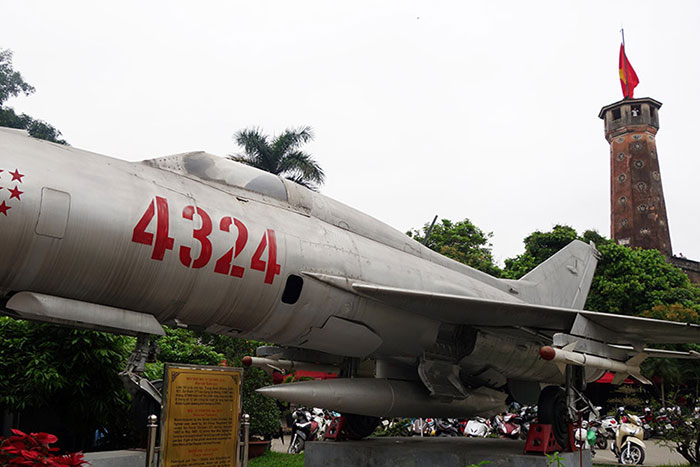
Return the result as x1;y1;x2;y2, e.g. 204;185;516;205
1;126;698;446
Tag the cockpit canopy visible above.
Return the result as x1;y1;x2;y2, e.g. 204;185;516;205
144;151;288;202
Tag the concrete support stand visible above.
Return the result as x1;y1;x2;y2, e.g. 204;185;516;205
306;438;592;467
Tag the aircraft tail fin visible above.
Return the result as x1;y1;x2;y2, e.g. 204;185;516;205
503;240;600;310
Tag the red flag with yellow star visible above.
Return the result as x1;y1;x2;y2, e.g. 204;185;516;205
619;44;639;99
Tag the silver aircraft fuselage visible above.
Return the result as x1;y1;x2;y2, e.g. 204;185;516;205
0;128;527;358
3;127;699;419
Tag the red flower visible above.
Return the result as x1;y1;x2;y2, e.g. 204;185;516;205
0;431;85;466
32;433;58;447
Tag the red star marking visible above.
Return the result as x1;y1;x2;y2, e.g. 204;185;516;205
9;169;24;183
8;186;23;200
0;201;10;216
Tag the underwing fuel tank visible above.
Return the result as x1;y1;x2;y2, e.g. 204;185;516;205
256;378;506;418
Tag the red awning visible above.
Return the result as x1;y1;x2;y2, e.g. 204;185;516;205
594;371;636;385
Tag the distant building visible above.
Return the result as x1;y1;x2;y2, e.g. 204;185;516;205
599;97;700;285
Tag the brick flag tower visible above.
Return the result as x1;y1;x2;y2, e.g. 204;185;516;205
598;98;673;255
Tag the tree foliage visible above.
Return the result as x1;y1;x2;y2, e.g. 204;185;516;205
407;218;501;276
0;48;67;144
501;225;605;279
145;330;281;439
653;395;700;465
0;317;132;449
142;327;225;381
588;242;700;317
230;126;324;190
205;336;282;439
0;50;35;105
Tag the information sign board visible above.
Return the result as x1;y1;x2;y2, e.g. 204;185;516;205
161;364;242;467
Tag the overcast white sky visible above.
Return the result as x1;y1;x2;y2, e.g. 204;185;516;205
2;1;699;265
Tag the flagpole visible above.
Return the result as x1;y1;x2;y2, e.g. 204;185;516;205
621;28;631;99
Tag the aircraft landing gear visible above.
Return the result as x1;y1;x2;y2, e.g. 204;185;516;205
537;385;569;448
120;333;162;405
538;365;597;449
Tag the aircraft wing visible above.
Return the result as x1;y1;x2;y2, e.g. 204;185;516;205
305;272;700;345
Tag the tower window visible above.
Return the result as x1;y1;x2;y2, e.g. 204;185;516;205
618;173;627;183
616;152;626;161
631;105;641;117
612;109;621;120
634;160;644;169
281;274;304;304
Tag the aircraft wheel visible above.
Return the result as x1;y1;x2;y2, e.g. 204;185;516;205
537;385;569;449
343;413;381;439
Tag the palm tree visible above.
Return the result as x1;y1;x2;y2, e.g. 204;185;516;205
230;126;325;190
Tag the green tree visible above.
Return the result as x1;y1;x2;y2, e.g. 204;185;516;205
145;331;281;439
206;336;282;440
407;218;502;276
0;48;67;144
143;327;225;381
0;317;132;450
587;242;700;317
0;49;35;104
501;225;605;279
231;126;324;190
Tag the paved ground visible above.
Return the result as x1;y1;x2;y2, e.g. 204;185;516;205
271;436;689;466
591;438;687;466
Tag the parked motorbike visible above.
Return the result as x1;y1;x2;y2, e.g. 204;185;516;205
464;417;491;437
492;413;522;439
610;415;646;465
640;407;654;439
435;418;461;437
423;418;437;436
600;415;619;442
410;418;426;436
518;406;536;440
311;407;333;439
288;408;320;454
574;420;590;451
587;419;608;450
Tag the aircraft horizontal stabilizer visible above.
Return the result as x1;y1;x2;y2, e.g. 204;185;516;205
304;272;700;346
